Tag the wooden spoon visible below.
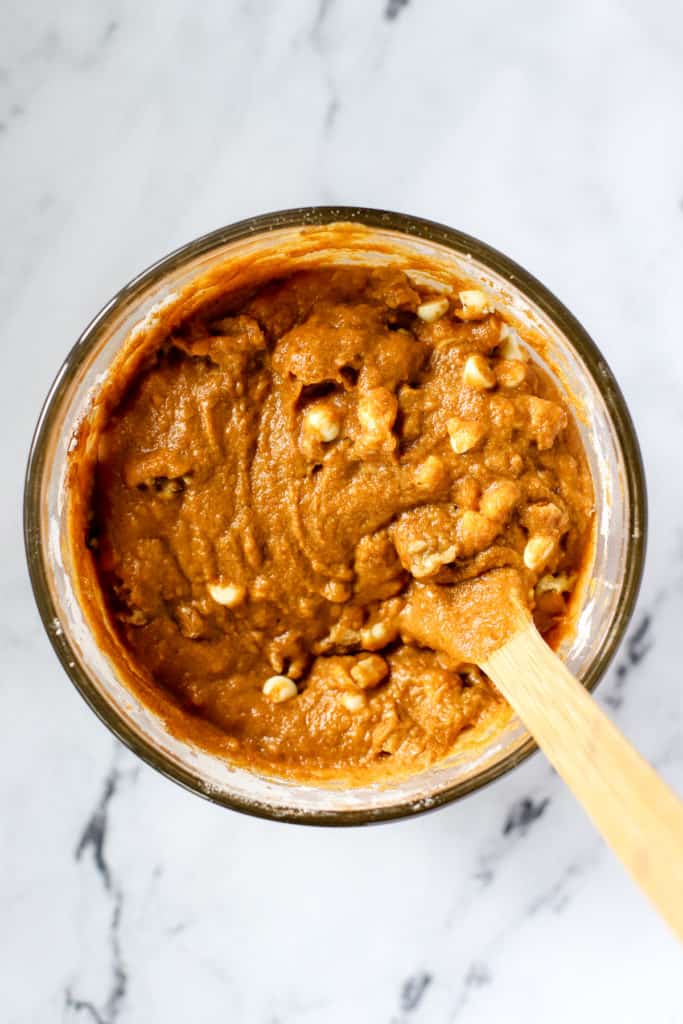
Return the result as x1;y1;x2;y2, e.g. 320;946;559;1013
400;569;683;942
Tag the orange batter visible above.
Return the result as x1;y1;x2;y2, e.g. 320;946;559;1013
71;257;594;783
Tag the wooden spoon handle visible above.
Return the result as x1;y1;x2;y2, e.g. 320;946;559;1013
483;622;683;942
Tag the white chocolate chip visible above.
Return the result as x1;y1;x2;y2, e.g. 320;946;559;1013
498;323;529;362
463;354;496;390
536;572;574;595
413;454;447;489
360;620;399;651
262;675;298;703
479;479;521;521
447;417;487;454
341;691;367;712
303;403;340;443
357;388;397;434
208;581;247;608
457;289;494;320
523;535;556;572
416;296;450;323
350;654;389;690
495;359;527;389
356;387;398;454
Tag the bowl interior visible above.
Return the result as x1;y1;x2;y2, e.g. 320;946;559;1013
25;212;645;824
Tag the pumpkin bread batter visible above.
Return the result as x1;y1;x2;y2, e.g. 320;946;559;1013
77;263;594;783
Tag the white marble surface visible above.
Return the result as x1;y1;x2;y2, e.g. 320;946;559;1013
2;0;683;1020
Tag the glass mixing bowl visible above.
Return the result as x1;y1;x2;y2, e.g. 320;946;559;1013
24;207;646;824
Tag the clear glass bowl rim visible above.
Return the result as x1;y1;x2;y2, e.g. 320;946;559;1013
23;206;648;826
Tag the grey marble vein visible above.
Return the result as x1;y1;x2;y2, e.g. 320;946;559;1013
65;751;138;1024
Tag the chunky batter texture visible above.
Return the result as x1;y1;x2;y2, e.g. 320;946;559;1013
83;266;594;782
